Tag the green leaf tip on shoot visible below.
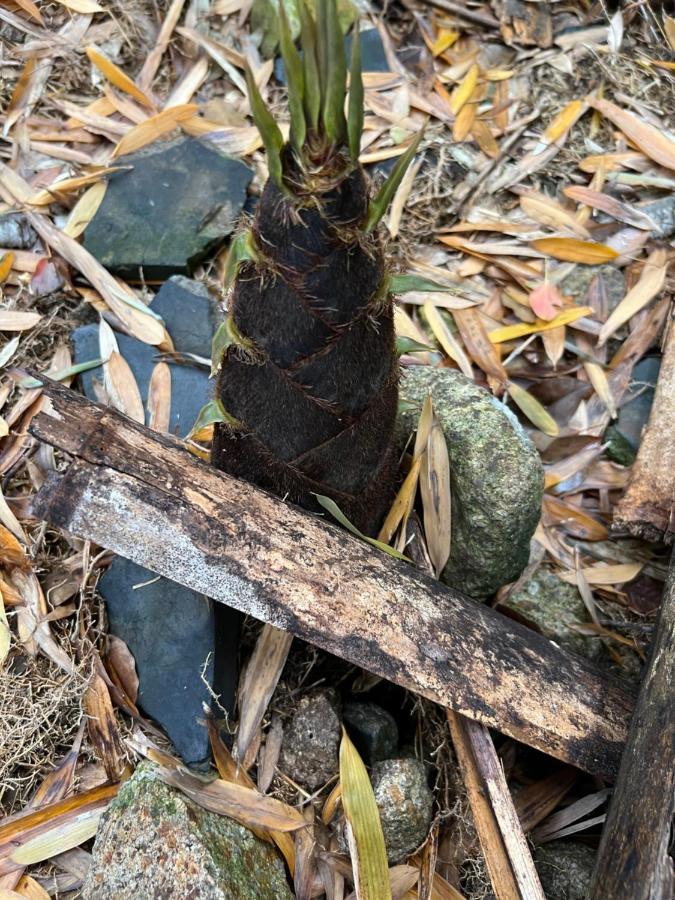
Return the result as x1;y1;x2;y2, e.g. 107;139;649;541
321;0;347;145
313;493;412;562
278;0;306;152
244;63;285;192
299;0;320;133
347;25;364;161
222;230;257;294
364;127;426;233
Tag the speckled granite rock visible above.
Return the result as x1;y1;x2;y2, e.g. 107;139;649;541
534;840;595;900
398;367;543;598
501;569;600;660
82;764;292;900
279;688;341;791
371;758;433;864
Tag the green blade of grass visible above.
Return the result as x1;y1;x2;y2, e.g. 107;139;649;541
279;0;306;152
364;129;425;233
245;63;285;192
347;25;363;161
223;230;256;294
322;0;347;145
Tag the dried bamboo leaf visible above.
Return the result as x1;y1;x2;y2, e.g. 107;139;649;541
106;635;138;704
378;456;422;545
147;362;171;432
63;182;107;239
340;730;391;900
0;312;42;332
422;303;473;378
559;562;643;585
83;668;125;781
235;624;293;769
587;96;675;171
0;253;15;283
85;46;154;109
104;352;145;424
542;495;608;541
531;238;618;264
519;192;590;239
25;213;169;347
156;767;306;832
450;64;479;115
597;248;668;346
562;185;657;231
507;383;559;436
112;105;198;157
0;523;29;569
419;416;451;578
488;307;593;343
583;362;616;418
12;571;75;674
541;325;565;368
453;308;507;384
0;588;9;664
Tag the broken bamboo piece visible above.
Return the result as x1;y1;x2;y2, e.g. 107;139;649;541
588;552;675;900
614;306;675;542
28;380;635;779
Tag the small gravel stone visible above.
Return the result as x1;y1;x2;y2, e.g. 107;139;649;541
279;688;341;791
371;758;434;864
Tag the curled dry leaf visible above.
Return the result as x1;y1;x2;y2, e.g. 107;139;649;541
106;634;139;704
63;181;107;239
0;523;29;569
422;302;473;378
83;668;126;782
453;307;507;384
11;570;75;674
0;587;9;664
598;248;668;346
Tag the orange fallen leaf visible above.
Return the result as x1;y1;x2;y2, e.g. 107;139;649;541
0;253;15;284
531;238;619;264
85;46;154;109
543;99;586;143
587;96;675;171
12;0;44;23
111;104;198;157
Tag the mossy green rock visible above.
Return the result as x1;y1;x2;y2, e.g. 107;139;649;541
398;367;543;598
502;569;600;660
534;841;595;900
82;764;292;899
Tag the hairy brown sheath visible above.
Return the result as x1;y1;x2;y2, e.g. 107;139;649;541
211;1;421;535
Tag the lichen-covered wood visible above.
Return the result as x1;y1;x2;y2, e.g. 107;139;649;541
210;0;420;533
30;382;635;779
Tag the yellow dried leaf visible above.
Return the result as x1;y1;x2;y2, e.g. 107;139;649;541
0;522;29;568
378;456;422;545
488;306;593;343
85;46;154;109
431;28;459;56
423;302;473;378
112;105;198;157
598;248;668;346
340;730;392;900
530;238;618;264
6;58;36;119
470;119;499;158
450;64;479;115
587;96;675;171
420;416;451;578
28;169;123;206
63;181;107;238
543;100;585;143
0;252;15;283
453;102;477;141
507;382;559;436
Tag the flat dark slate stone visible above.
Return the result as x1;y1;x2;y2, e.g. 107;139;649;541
84;137;251;279
275;27;389;82
73;278;238;764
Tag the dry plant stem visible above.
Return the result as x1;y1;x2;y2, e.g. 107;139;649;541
447;712;545;900
588;551;675;900
28;382;635;779
614;306;675;543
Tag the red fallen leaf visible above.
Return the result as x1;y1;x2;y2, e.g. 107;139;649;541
528;282;564;320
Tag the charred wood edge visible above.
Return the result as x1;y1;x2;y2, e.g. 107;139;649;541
28;379;636;780
589;550;675;900
613;306;675;544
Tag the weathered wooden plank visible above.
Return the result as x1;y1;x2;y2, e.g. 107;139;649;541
30;380;635;779
589;554;675;900
614;308;675;543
